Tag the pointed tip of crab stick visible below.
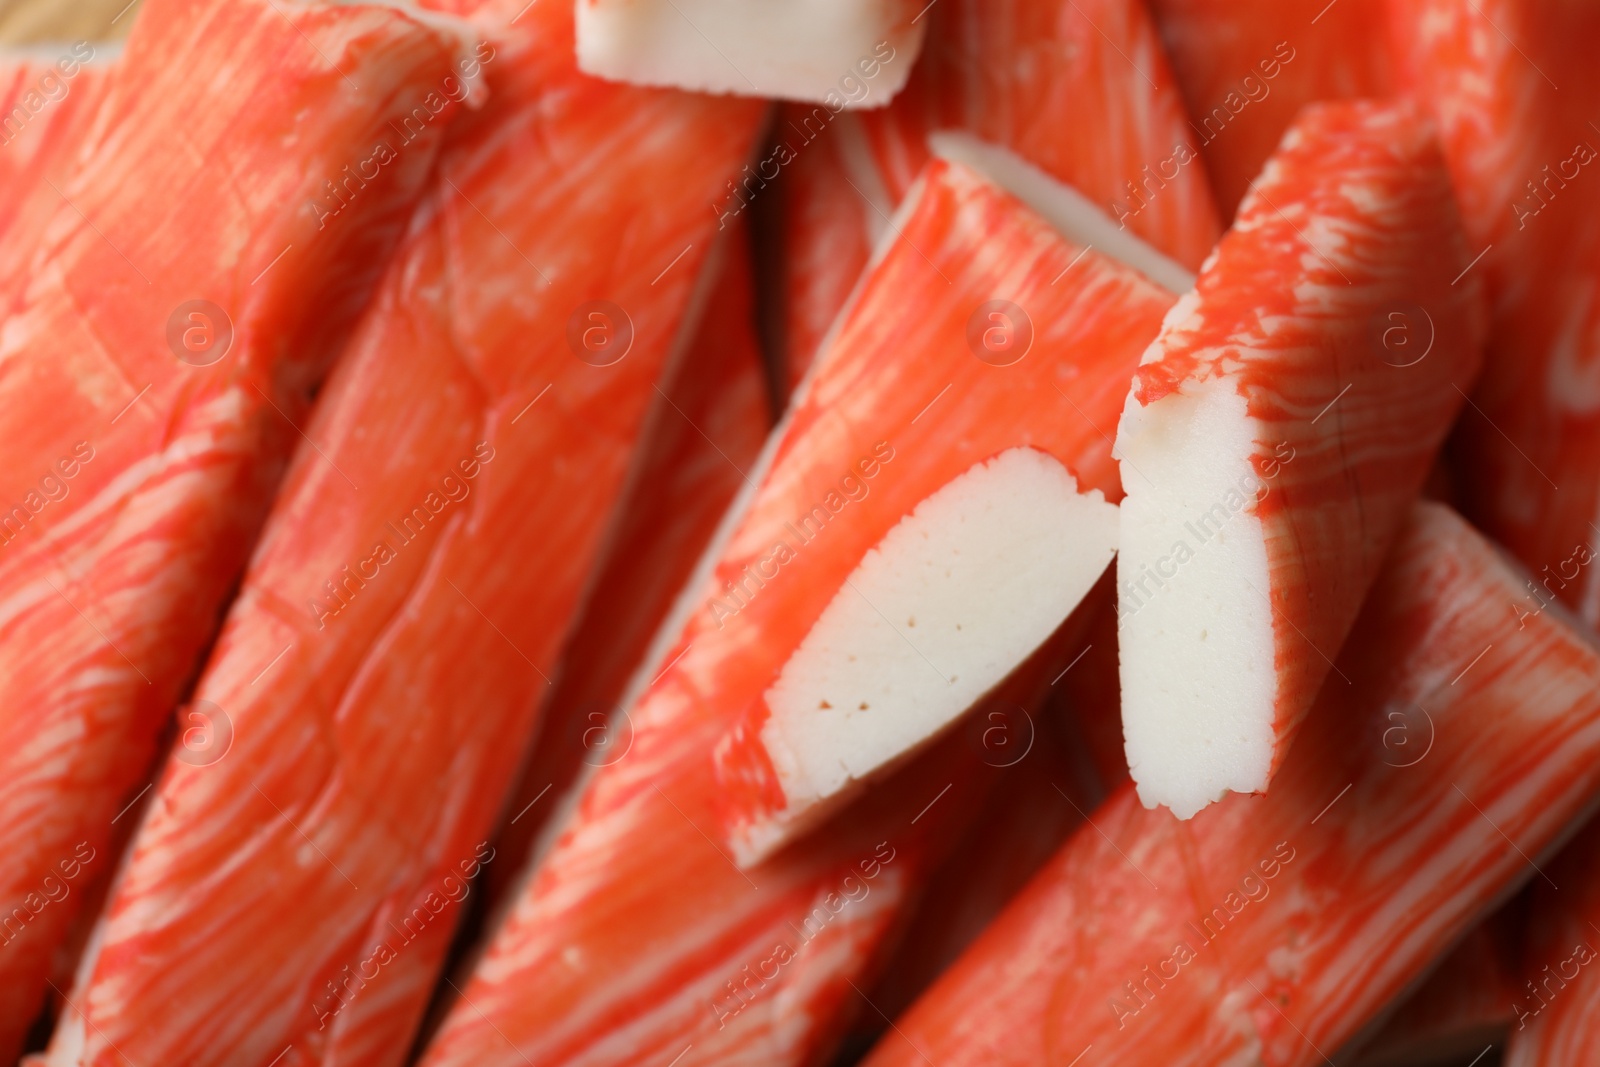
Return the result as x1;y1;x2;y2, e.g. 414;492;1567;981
733;446;1118;863
575;0;925;105
1114;99;1487;819
928;132;1195;295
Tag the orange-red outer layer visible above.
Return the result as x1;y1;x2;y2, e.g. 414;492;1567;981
0;1;469;1057
1124;100;1486;792
46;2;763;1064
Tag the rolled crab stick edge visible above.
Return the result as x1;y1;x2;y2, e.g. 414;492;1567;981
1113;99;1488;819
575;0;926;105
712;134;1194;869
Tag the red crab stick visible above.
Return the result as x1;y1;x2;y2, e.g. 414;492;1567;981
487;217;773;904
1391;0;1600;629
0;44;105;246
1147;0;1394;219
863;501;1600;1067
768;0;1221;398
0;1;472;1056
1114;100;1487;818
715;149;1188;866
41;2;763;1064
417;158;1179;1066
1503;817;1600;1066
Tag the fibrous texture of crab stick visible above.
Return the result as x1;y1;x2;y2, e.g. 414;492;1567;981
862;501;1600;1067
1147;0;1393;220
41;1;764;1063
1503;817;1600;1065
767;0;1221;395
0;45;105;243
487;217;772;905
575;0;925;105
1391;0;1600;629
1352;903;1523;1066
1114;100;1487;818
0;0;472;1056
418;157;1178;1067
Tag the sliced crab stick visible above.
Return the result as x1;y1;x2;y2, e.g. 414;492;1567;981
0;1;472;1056
714;147;1190;866
1391;0;1600;630
418;156;1180;1067
576;0;925;105
41;2;763;1064
1114;100;1487;818
768;0;1221;396
1147;0;1394;219
487;217;772;905
0;45;106;247
862;501;1600;1067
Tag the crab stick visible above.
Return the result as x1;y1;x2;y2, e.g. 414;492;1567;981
417;155;1181;1066
862;501;1600;1067
0;44;106;247
1391;0;1600;630
1353;903;1523;1065
41;2;763;1064
487;217;772;905
767;0;1221;396
575;0;924;105
1147;0;1394;219
1503;817;1600;1066
1114;100;1487;818
0;1;472;1056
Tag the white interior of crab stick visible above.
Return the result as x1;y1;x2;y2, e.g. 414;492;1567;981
575;0;924;105
1115;373;1275;820
757;448;1119;844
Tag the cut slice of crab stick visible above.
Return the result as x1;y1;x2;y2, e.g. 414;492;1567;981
1503;817;1600;1066
416;156;1181;1067
0;45;107;247
1146;0;1394;220
0;1;474;1057
1114;100;1488;819
860;501;1600;1067
40;3;764;1065
1390;0;1600;630
486;216;772;907
575;0;925;105
765;0;1221;398
715;144;1192;867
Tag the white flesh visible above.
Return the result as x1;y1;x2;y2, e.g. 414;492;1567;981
929;131;1195;295
1114;379;1276;819
575;0;923;106
746;448;1118;863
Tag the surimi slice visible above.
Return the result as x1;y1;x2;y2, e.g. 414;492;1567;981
1114;100;1487;818
575;0;925;105
712;150;1185;867
415;157;1176;1067
0;1;473;1057
860;502;1600;1067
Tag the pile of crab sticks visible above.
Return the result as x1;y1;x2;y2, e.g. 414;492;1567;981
1;0;1598;1064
